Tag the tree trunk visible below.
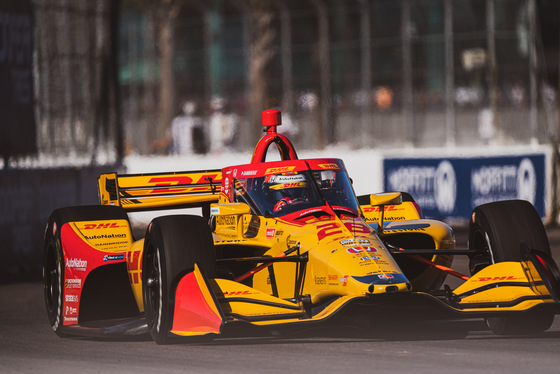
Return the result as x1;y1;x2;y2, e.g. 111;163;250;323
247;1;275;145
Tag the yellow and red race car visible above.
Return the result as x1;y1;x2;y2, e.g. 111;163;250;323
44;109;560;344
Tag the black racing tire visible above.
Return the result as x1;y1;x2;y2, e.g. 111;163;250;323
43;205;130;336
142;215;216;344
468;200;555;335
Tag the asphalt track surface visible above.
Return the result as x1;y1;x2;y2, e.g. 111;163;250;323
3;227;560;374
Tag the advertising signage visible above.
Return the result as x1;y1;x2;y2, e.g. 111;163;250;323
383;154;547;220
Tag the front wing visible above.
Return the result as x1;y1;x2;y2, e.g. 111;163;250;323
169;258;560;338
56;253;559;339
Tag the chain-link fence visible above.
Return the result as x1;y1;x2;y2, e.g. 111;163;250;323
120;0;559;156
32;0;122;166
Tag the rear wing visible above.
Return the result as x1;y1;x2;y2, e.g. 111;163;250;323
98;170;222;213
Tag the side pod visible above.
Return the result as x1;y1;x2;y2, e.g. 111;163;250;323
171;265;224;337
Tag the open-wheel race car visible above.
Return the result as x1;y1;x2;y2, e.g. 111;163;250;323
44;109;560;344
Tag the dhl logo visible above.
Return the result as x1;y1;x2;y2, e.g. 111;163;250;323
82;222;126;230
146;173;221;194
270;182;306;190
474;276;523;282
224;290;258;296
265;166;296;175
318;163;340;170
362;205;403;212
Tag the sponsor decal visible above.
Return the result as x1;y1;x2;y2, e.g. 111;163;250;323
353;273;408;285
64;317;78;323
328;274;338;281
378;274;394;280
340;275;349;286
84;233;126;240
314;276;326;285
65;305;77;315
297;207;324;218
217;215;236;225
266;174;306;184
346;246;378;255
211;206;220;215
66;258;87;271
362;206;404;213
360;256;371;261
223;177;230;197
340;238;371;246
145;173;221;194
103;254;125;261
82;222;127;230
266;228;276;239
224;290;258;296
318;163;340;170
65;294;79;303
265;166;296;175
65;279;82;289
270;182;306;190
241;170;258;176
473;276;522;282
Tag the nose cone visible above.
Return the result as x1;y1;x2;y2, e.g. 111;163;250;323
326;239;410;295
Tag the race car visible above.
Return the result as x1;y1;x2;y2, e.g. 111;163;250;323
43;109;560;344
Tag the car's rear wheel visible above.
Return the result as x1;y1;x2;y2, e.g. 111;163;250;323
142;215;216;344
468;200;555;335
43;205;130;336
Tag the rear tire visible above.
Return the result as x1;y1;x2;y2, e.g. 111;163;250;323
468;200;555;335
43;205;130;336
142;215;216;344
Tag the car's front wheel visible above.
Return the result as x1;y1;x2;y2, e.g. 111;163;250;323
468;200;555;335
142;215;216;344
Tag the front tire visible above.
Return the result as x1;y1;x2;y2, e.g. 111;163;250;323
468;200;555;335
142;215;216;344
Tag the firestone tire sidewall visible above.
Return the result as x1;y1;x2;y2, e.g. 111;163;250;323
43;213;67;337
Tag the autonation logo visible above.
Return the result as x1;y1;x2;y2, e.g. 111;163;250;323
387;160;457;215
471;158;536;206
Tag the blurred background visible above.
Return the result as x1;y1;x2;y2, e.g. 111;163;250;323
1;0;560;280
4;0;559;163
